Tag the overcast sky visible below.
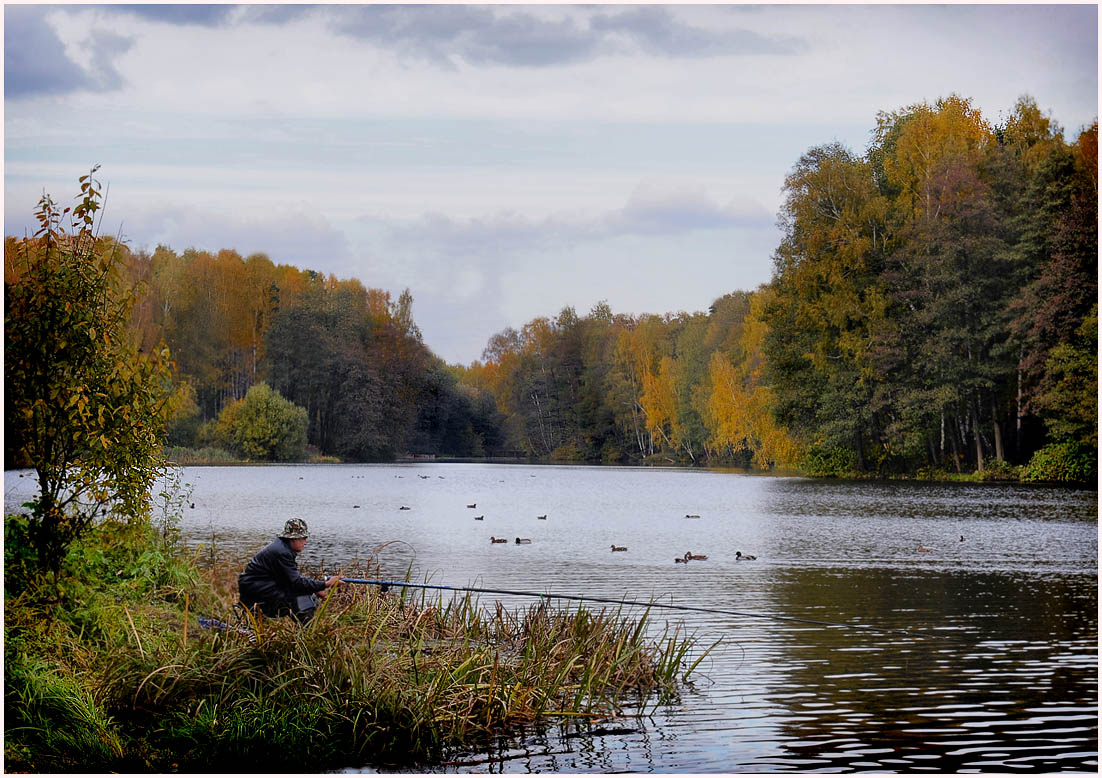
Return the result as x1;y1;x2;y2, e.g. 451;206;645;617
5;3;1097;364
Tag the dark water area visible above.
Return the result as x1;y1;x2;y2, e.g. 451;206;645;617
5;463;1097;773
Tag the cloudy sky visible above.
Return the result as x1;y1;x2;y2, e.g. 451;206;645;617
5;3;1097;364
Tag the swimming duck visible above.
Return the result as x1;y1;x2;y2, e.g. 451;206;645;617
917;545;932;553
490;536;508;543
473;515;484;520
674;556;689;563
467;503;477;509
610;545;628;552
735;551;757;561
515;537;531;544
537;514;547;520
684;552;708;561
685;514;700;518
399;506;411;511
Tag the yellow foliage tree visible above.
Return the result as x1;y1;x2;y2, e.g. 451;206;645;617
611;316;674;456
706;292;800;468
640;355;680;452
874;94;993;221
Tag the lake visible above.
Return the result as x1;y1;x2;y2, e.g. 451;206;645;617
5;462;1097;773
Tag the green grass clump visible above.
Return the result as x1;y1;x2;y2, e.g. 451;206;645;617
4;655;129;770
163;445;239;464
5;521;711;772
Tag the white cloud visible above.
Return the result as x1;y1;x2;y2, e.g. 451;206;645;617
10;5;1096;128
612;179;770;235
120;204;350;267
4;3;1096;363
371;181;771;269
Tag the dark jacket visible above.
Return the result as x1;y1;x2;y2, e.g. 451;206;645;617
238;537;326;614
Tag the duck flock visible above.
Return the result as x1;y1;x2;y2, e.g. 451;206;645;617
374;477;763;565
351;471;955;564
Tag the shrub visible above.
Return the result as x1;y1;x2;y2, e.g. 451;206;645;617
208;383;308;461
165;382;203;448
1021;440;1098;483
550;441;586;462
5;512;40;597
974;458;1021;481
5;168;172;579
600;440;628;464
164;446;239;465
801;444;857;477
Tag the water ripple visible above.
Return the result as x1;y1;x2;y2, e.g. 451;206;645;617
6;464;1096;773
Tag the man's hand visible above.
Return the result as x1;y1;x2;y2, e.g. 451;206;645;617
324;575;343;589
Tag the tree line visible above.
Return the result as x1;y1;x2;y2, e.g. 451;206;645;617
459;95;1096;479
137;246;508;460
7;239;505;464
5;93;1095;479
455;293;795;468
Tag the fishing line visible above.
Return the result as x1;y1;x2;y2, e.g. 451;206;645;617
340;578;966;643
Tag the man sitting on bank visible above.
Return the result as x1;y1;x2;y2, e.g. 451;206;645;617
238;518;343;623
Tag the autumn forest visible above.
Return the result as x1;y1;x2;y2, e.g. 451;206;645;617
6;94;1097;480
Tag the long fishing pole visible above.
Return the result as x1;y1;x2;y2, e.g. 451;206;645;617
340;578;963;642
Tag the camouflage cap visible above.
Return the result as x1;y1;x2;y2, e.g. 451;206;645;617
280;518;310;539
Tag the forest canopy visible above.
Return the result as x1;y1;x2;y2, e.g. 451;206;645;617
4;94;1096;480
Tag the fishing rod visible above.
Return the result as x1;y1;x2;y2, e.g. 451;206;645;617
340;578;963;642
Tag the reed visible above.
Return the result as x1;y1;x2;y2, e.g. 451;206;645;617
4;655;129;770
5;525;713;771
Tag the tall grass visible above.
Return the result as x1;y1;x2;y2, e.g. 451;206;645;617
5;656;129;770
99;579;701;768
5;524;713;771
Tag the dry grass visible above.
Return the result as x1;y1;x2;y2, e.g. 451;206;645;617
8;535;713;771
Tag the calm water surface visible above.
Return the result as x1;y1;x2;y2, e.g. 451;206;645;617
6;463;1097;773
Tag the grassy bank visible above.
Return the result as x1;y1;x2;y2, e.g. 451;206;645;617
164;446;341;465
4;518;709;772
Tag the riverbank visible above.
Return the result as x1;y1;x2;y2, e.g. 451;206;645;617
162;442;1096;486
3;517;707;772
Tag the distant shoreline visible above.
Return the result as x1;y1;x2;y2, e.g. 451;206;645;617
7;459;1090;488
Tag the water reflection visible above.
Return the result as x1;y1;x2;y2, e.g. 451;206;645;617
759;567;1097;772
4;464;1096;772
